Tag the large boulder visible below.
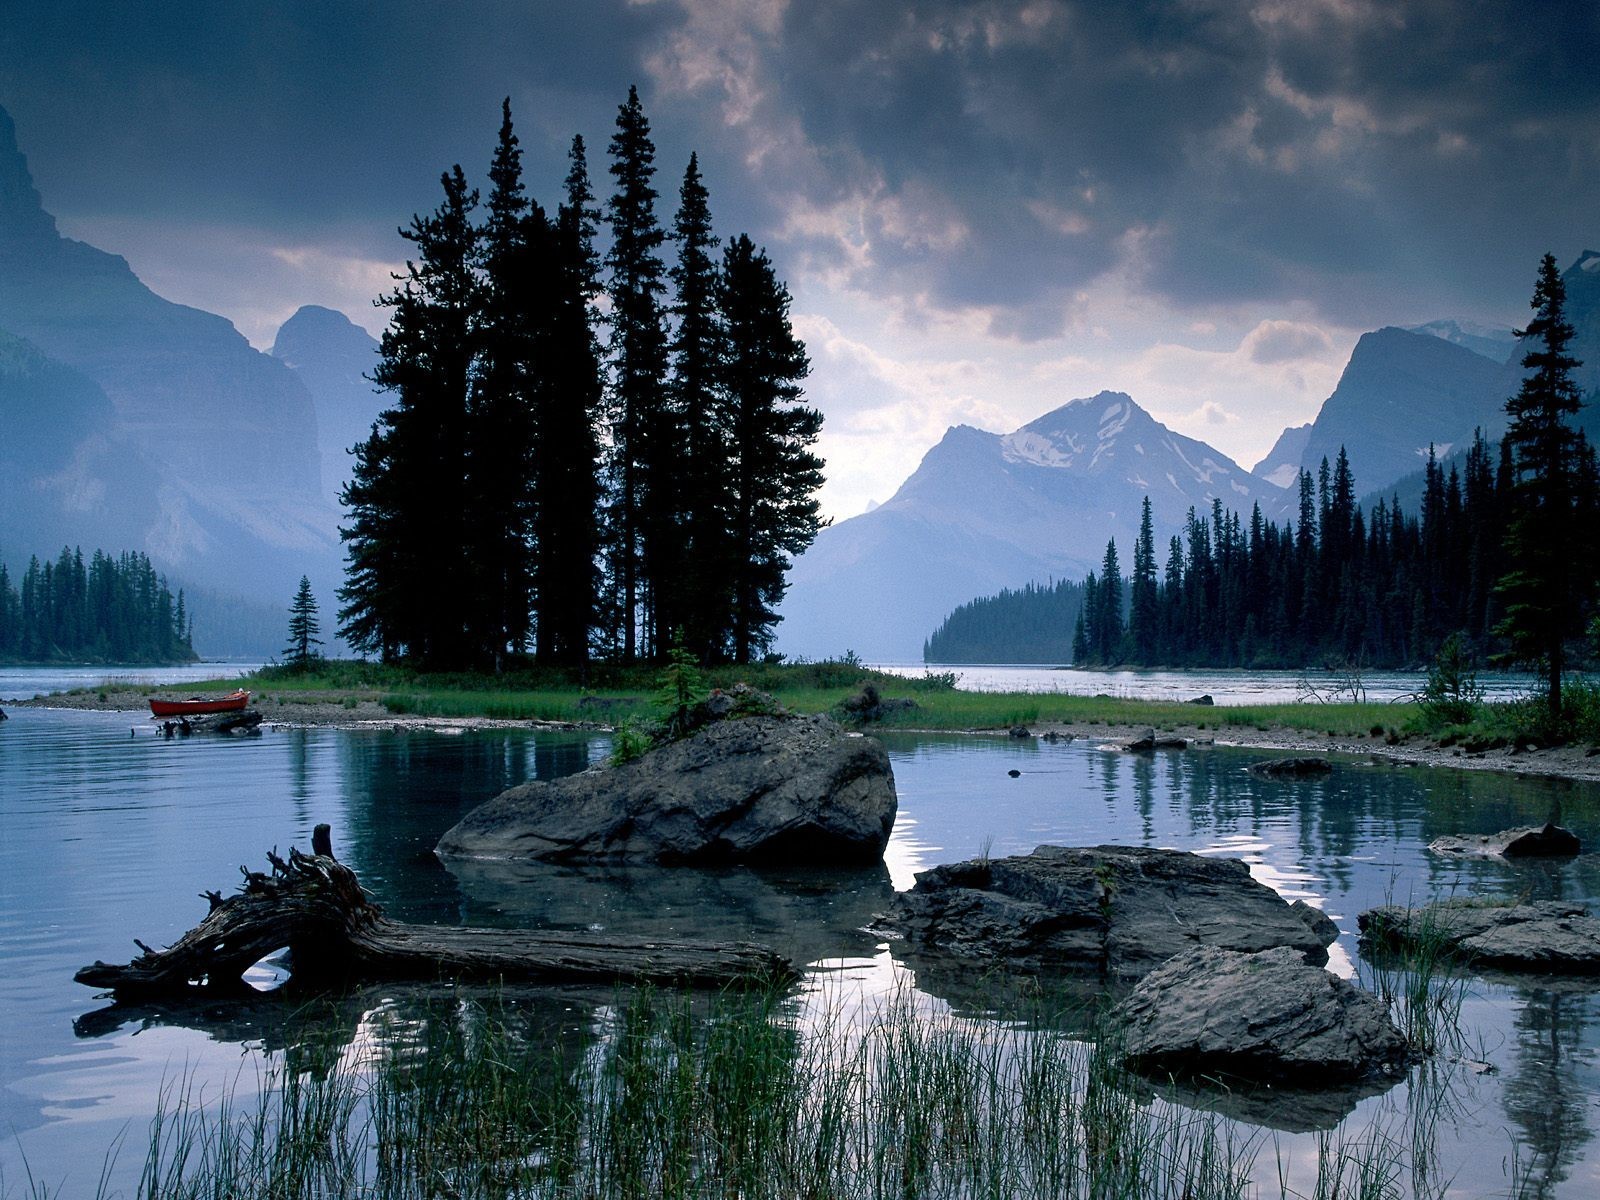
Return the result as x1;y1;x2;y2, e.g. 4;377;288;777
1361;899;1600;974
1118;946;1407;1083
885;845;1334;978
436;714;897;865
1428;823;1581;858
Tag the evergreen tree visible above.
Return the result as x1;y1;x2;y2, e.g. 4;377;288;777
531;136;606;666
340;166;480;666
1496;252;1592;719
603;85;674;660
284;576;323;668
718;234;824;662
669;153;733;660
469;100;539;666
1129;498;1158;662
1096;539;1125;663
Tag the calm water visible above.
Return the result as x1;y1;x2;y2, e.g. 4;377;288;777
3;705;1600;1195
875;662;1540;705
0;663;265;704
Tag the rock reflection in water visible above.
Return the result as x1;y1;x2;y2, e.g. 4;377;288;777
443;855;896;971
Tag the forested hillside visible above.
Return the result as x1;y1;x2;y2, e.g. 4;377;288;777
924;579;1086;664
0;546;197;663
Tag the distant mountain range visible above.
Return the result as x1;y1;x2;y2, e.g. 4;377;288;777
778;392;1294;661
0;103;385;654
3;99;1593;665
780;251;1600;663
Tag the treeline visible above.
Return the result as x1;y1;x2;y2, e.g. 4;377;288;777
924;579;1087;663
0;547;196;663
1069;431;1598;669
341;88;824;671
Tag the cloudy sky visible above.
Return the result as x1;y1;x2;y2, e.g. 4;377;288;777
3;0;1595;519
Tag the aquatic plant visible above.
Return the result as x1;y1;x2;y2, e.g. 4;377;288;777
18;984;1467;1200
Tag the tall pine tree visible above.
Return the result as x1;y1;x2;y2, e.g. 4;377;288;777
284;576;323;668
603;86;673;661
669;153;733;660
1496;253;1592;719
469;100;539;666
531;136;606;666
718;235;824;663
340;166;479;666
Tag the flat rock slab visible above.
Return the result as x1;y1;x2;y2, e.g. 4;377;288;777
1429;823;1581;858
1360;899;1600;975
885;845;1333;979
436;714;896;866
1118;946;1407;1084
1248;756;1332;778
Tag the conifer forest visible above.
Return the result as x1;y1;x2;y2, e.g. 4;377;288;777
0;547;196;664
339;89;825;670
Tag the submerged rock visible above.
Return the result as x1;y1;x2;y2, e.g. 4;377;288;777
1360;899;1600;975
1428;823;1581;858
1118;946;1407;1083
1123;728;1188;752
1248;756;1332;778
885;845;1333;978
436;713;897;866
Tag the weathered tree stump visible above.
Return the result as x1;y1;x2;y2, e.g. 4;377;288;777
75;837;796;998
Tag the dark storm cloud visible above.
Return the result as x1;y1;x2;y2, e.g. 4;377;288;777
0;0;677;253
699;0;1599;332
2;0;1595;337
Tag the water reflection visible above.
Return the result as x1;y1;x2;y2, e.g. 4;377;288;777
9;712;1600;1197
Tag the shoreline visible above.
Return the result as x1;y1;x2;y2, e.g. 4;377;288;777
21;687;1600;785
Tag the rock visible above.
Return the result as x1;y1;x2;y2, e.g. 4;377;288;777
1187;694;1215;706
160;709;263;737
1290;899;1340;945
1428;823;1581;858
1007;769;1022;778
437;713;897;866
1118;946;1407;1083
1008;725;1031;738
838;683;916;723
1248;756;1332;778
886;845;1333;978
1123;728;1188;752
1360;899;1600;975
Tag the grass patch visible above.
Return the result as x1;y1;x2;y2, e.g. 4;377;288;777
27;985;1453;1200
145;659;1417;734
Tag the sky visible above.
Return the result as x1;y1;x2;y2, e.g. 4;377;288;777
2;0;1596;521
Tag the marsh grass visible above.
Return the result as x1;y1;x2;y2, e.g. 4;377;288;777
20;986;1463;1200
1358;908;1471;1059
162;659;1408;735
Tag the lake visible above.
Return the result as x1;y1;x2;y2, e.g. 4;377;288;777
875;661;1539;705
2;685;1598;1195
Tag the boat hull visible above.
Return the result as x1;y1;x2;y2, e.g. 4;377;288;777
149;691;251;717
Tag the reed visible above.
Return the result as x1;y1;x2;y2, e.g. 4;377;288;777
20;985;1451;1200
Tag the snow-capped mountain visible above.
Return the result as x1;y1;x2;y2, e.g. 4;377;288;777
777;392;1294;661
1405;319;1517;364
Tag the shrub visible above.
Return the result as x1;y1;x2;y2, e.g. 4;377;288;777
1418;633;1484;729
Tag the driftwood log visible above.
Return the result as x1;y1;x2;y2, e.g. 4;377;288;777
75;830;796;998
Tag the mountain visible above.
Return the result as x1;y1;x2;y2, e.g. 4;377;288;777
1298;326;1506;496
777;391;1293;661
1252;423;1311;488
1406;318;1517;363
270;305;385;506
0;103;342;652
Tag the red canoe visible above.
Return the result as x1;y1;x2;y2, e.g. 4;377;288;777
149;690;251;717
